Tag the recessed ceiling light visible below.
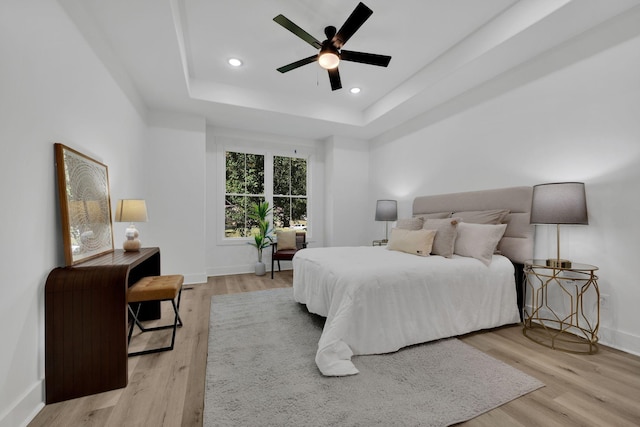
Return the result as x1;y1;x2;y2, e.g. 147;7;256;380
349;87;361;94
228;58;243;67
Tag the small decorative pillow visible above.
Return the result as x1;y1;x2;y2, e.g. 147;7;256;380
454;222;508;266
396;217;424;230
276;230;297;250
387;228;436;257
451;209;510;225
423;218;460;258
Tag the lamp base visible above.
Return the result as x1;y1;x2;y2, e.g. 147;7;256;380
123;238;141;252
546;258;572;269
123;224;141;252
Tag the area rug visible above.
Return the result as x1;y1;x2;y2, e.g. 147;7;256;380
204;288;543;426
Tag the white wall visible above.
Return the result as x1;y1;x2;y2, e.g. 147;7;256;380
369;33;640;355
145;112;207;284
324;136;371;247
205;127;325;276
0;1;148;425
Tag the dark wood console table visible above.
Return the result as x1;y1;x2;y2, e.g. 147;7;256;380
45;247;160;403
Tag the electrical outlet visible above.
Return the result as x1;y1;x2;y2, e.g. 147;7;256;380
600;294;610;309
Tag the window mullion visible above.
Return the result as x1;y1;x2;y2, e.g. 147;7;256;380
264;153;274;226
288;158;293;223
243;155;248;235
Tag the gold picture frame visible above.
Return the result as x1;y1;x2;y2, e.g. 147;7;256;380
54;143;114;265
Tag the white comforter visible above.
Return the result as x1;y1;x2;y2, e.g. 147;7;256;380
293;246;520;376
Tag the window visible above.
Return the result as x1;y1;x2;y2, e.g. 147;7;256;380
224;152;264;237
223;150;308;239
273;156;307;231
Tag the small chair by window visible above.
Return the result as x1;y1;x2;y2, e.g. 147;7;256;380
271;230;307;279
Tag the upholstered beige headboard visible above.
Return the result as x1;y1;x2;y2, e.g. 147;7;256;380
412;186;533;264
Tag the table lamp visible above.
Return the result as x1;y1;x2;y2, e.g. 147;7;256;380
115;199;148;252
530;182;588;268
375;199;397;242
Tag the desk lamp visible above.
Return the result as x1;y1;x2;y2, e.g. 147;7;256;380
375;199;397;243
530;182;588;268
115;199;148;252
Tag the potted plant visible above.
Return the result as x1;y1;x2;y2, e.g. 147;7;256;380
248;201;273;276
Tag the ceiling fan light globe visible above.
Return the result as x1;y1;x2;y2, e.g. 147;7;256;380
318;52;340;70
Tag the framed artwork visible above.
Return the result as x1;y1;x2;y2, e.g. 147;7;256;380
54;143;114;265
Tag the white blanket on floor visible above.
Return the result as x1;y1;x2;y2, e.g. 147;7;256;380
293;246;519;376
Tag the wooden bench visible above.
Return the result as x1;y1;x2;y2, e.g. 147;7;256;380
127;274;184;357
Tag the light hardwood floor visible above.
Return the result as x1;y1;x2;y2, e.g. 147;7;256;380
30;272;640;426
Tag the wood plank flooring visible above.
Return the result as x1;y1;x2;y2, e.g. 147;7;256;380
29;272;640;426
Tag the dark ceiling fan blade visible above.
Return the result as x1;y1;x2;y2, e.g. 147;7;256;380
341;50;391;67
328;67;342;91
333;2;373;48
274;14;322;49
277;55;318;73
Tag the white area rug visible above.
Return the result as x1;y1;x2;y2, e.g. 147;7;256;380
204;288;543;426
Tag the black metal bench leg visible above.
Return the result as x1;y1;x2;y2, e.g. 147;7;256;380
175;288;183;328
127;303;140;345
127;290;183;357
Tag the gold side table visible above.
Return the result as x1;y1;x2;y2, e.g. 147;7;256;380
522;259;599;354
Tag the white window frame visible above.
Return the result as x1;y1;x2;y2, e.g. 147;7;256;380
272;154;308;231
217;141;313;246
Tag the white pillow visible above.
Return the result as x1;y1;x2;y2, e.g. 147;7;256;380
454;222;507;266
387;228;436;257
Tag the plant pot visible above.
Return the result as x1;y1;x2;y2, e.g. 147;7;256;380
255;261;266;276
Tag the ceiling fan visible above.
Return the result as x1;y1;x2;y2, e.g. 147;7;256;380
274;2;392;91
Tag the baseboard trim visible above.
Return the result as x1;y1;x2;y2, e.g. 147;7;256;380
183;273;207;285
207;264;253;277
206;264;293;277
1;379;44;427
598;326;640;357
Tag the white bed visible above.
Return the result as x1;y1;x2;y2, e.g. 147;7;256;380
293;186;534;376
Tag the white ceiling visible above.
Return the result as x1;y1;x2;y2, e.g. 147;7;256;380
60;0;640;140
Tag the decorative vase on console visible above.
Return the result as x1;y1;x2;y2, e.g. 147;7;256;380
123;224;142;251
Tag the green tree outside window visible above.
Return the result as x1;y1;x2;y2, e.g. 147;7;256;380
273;156;307;231
225;152;265;237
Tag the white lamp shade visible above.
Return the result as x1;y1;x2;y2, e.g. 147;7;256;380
375;200;398;221
115;199;148;223
318;52;340;69
530;182;588;225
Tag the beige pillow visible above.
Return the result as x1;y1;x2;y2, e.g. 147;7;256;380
387;228;436;257
423;218;460;258
414;212;451;221
276;230;297;250
396;217;424;230
452;209;510;225
454;223;508;266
